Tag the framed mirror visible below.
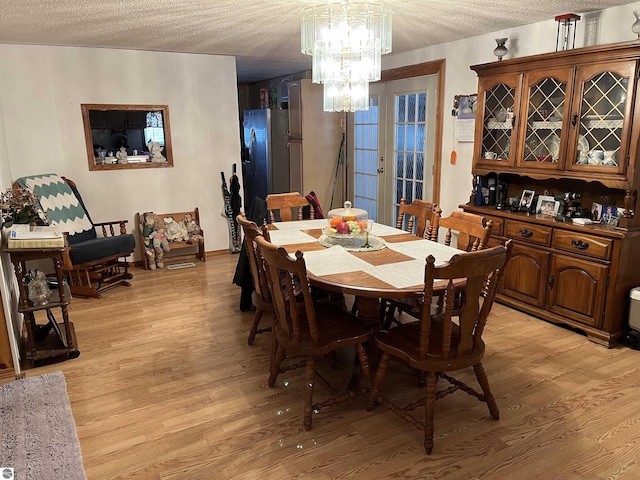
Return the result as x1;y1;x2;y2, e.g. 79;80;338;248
81;104;174;171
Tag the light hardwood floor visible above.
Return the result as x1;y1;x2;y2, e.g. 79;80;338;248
24;253;640;479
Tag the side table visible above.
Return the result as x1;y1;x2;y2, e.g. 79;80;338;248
1;243;80;367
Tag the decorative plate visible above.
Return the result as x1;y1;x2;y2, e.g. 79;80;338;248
318;234;386;252
544;136;560;161
577;135;590;164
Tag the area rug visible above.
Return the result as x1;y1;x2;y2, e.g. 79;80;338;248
0;371;86;480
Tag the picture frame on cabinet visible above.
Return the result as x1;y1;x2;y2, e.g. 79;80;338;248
601;205;618;226
591;202;602;221
536;195;559;216
519;189;535;209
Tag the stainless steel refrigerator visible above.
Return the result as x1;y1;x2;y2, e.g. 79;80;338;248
242;109;290;215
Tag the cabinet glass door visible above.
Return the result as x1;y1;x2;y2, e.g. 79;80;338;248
519;68;573;170
567;61;636;175
476;74;519;167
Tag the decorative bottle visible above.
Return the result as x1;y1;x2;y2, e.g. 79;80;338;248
474;176;485;206
488;177;497;206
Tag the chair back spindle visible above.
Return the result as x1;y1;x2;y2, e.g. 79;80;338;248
396;197;441;240
439;211;492;251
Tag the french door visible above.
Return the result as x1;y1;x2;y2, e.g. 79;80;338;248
352;75;437;225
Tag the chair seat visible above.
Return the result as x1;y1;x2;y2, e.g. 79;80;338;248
69;233;136;265
275;304;372;356
375;322;485;373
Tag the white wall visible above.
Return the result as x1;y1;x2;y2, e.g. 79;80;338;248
382;3;638;217
0;45;241;256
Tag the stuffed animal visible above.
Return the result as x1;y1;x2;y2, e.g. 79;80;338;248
142;212;159;270
183;212;203;243
163;216;190;242
150;228;170;269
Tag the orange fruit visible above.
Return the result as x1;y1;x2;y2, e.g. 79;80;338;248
344;215;356;221
329;217;342;227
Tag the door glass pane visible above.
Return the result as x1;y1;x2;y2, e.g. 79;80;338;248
578;71;628;168
353;97;379;221
523;77;566;163
482;83;515;161
393;92;427;224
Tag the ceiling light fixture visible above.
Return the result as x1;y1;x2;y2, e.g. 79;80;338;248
301;1;392;112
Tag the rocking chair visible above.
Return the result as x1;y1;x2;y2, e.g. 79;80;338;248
15;174;136;298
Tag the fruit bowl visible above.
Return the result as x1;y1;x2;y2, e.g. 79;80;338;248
324;201;368;248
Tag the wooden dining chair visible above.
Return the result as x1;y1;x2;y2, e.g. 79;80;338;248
439;210;493;252
367;241;513;454
378;198;443;327
255;235;373;431
266;192;314;223
237;214;274;345
396;197;442;240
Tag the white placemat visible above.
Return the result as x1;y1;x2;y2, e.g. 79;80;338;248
385;238;460;263
301;245;374;276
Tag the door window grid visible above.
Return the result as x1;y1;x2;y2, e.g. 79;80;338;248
578;71;628;167
354;98;379;221
394;93;427;227
524;78;566;163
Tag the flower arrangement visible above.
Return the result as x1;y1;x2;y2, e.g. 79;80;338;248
0;186;48;227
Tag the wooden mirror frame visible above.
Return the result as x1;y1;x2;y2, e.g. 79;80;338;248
81;104;174;171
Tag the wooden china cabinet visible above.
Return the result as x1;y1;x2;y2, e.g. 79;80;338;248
464;41;640;348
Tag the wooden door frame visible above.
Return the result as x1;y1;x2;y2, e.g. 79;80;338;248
378;59;446;206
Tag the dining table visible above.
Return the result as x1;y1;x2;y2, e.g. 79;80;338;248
266;219;463;327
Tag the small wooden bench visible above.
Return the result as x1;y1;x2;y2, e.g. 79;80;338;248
135;208;205;270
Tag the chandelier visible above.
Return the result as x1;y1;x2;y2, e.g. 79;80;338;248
301;1;392;112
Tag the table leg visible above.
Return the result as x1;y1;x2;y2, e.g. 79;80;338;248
346;296;381;392
355;296;381;329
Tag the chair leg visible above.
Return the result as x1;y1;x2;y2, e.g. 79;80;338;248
247;307;264;345
303;356;315;431
424;371;437;455
473;362;500;420
268;342;287;387
367;351;390;411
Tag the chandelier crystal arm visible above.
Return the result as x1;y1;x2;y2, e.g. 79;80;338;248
301;1;392;112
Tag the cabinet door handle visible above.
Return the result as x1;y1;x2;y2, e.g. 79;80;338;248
548;275;554;289
519;229;533;238
571;239;590;250
571;113;578;126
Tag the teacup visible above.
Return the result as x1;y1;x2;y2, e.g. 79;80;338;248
536;154;552;162
602;150;617;166
484;151;498;160
587;150;604;164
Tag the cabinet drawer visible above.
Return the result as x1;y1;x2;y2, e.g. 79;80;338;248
505;220;552;246
484;215;504;237
552;230;613;261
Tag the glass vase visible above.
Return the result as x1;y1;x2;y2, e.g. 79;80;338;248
632;10;640;39
27;270;52;306
494;38;508;61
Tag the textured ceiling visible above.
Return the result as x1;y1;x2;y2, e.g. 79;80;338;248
0;0;635;83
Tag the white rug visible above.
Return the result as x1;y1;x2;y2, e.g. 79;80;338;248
0;371;86;480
